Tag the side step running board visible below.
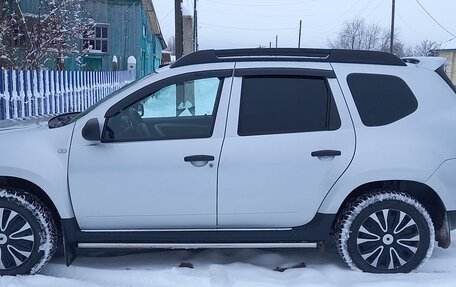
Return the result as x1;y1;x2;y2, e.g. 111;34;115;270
78;242;318;249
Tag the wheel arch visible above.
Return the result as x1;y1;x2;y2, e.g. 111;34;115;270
0;176;62;231
331;180;446;233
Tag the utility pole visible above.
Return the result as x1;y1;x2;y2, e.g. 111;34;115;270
193;0;198;51
275;35;278;48
175;0;183;59
390;0;396;54
298;20;302;48
269;41;272;48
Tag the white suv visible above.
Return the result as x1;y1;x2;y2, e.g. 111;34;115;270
0;48;456;275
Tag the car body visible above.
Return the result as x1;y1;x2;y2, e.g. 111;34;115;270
1;48;456;274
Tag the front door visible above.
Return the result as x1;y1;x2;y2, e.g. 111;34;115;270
69;75;231;230
218;72;356;228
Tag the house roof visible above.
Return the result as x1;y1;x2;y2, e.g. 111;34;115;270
435;48;456;52
142;0;167;49
435;38;456;52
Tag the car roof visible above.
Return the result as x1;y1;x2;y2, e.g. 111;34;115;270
170;48;407;68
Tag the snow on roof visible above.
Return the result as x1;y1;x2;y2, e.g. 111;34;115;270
142;0;167;49
436;38;456;51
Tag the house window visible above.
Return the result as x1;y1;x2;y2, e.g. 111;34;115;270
83;24;109;53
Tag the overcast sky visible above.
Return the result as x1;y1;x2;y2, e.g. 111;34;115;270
153;0;456;50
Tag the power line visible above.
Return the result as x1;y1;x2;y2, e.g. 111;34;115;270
415;0;456;38
351;0;379;20
202;0;318;8
397;12;426;40
315;0;364;29
200;22;296;31
365;0;385;19
200;6;389;19
159;8;174;22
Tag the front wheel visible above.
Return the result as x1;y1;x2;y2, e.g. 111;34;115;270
336;191;435;273
0;189;57;275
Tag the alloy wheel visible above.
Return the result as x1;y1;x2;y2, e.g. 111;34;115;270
0;207;35;270
356;208;420;270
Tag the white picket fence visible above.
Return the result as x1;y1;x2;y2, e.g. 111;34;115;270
0;69;135;120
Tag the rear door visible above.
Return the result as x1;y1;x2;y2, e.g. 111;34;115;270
217;63;356;228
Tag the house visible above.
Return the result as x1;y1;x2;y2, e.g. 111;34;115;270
78;0;167;78
2;0;166;79
435;48;456;84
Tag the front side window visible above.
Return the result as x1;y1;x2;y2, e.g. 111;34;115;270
104;77;222;141
238;76;340;136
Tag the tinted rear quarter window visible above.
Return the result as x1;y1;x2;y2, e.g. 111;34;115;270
347;73;418;127
238;76;340;136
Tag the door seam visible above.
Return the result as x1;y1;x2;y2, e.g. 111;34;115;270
216;63;237;227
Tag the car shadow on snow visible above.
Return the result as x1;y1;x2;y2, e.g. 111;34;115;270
46;246;346;272
34;242;456;287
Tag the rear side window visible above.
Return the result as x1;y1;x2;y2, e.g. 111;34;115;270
238;76;340;136
347;74;418;127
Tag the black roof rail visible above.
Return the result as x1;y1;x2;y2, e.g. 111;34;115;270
170;48;407;68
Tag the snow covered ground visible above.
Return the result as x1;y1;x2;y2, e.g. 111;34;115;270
1;231;456;287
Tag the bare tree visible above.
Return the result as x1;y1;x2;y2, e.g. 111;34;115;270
377;30;407;57
413;40;441;56
166;36;176;55
0;1;13;68
0;0;94;70
362;24;382;51
330;18;406;56
329;18;366;50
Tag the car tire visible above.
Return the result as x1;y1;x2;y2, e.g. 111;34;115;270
336;191;435;273
0;188;57;275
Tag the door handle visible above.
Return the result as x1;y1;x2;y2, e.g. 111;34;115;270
184;155;215;167
184;155;215;162
311;150;342;157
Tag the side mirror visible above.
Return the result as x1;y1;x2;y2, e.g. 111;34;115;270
82;118;101;141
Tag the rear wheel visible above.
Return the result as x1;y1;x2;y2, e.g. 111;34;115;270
0;189;57;275
336;191;434;273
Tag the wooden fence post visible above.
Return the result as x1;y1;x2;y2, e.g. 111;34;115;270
19;71;26;118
